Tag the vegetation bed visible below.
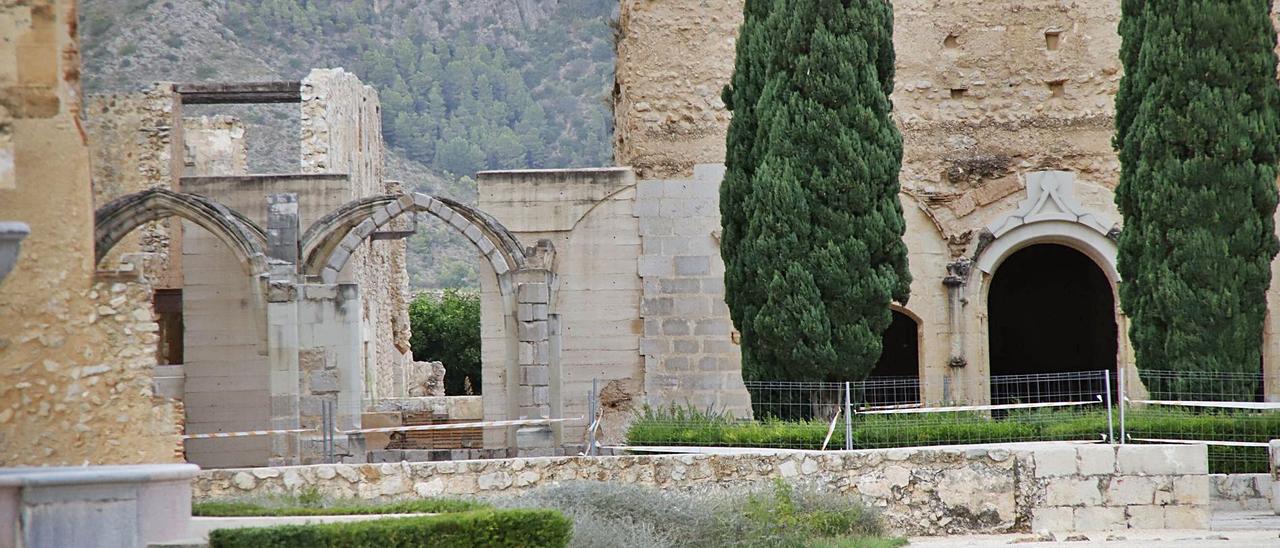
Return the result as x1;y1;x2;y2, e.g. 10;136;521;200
208;508;572;548
626;406;1280;474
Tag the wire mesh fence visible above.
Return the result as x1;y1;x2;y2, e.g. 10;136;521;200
627;368;1278;473
1122;368;1276;474
628;370;1115;451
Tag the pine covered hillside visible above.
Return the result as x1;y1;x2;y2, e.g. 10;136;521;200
79;0;617;288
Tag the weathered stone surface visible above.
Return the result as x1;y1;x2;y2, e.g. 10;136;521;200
194;444;1208;536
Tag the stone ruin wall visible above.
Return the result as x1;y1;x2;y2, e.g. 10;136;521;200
84;84;185;287
300;68;413;401
194;444;1213;535
0;0;181;466
615;0;1125;256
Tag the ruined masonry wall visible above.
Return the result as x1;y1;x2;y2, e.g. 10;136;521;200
0;0;180;466
85;85;184;287
637;164;751;417
194;444;1211;535
301;68;412;400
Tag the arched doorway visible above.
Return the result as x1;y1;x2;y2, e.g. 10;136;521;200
866;309;921;406
988;243;1117;401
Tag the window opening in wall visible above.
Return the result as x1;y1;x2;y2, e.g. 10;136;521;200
154;288;184;365
950;88;967;100
943;33;959;49
1045;30;1062;50
1048;80;1066;99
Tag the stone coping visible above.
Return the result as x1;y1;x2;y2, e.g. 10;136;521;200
0;463;200;487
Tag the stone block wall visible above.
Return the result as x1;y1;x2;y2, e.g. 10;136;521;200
194;443;1210;535
1027;444;1210;531
637;164;751;417
0;0;182;466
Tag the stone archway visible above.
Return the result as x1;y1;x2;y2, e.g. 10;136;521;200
968;171;1126;403
866;306;923;406
301;192;559;449
95;188;269;278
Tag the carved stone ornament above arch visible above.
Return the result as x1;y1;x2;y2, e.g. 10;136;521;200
973;170;1122;283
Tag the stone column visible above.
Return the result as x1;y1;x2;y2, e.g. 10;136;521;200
514;273;557;455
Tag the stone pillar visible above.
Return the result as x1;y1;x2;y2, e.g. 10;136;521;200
514;276;556;454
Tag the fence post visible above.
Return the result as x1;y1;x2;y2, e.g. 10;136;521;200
1104;369;1115;444
1117;366;1126;445
844;382;853;451
587;378;598;457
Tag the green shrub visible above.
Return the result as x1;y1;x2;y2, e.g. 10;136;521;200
626;405;1280;474
409;289;480;395
193;497;483;517
208;508;571;548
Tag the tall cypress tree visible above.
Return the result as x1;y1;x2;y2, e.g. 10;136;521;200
1115;0;1280;398
721;0;910;382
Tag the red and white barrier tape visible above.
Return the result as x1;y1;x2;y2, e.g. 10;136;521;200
183;428;312;440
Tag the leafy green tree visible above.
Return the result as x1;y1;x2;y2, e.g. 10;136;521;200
1114;0;1280;399
721;0;910;382
409;289;482;395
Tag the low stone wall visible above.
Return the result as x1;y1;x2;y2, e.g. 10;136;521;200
1210;474;1274;511
194;443;1209;535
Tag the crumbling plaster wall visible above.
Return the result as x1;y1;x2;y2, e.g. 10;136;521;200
85;84;184;288
300;68;412;401
0;0;180;466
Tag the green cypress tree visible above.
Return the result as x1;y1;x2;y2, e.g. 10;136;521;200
1115;0;1280;399
721;0;910;382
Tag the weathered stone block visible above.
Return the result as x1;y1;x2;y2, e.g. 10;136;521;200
1105;476;1156;506
1034;446;1078;477
1073;506;1125;531
1075;445;1116;476
1030;507;1073;532
1172;475;1210;506
637;255;673;277
1163;505;1209;529
693;318;732;335
1045;478;1102;506
674;255;710;276
641;297;674;315
673;339;699;354
1117;445;1205;476
660;278;700;294
1124;505;1164;529
662;319;690;335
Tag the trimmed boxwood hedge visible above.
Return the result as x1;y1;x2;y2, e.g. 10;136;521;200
208;508;572;548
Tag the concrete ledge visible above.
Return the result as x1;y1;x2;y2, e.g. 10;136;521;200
2;464;199;548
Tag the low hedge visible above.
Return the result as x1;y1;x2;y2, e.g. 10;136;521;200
626;407;1280;474
194;498;482;517
208;508;572;548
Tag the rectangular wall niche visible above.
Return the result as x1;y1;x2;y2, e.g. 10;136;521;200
1047;80;1065;99
1045;30;1062;50
950;88;967;100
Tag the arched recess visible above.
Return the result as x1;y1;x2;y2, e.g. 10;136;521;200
95;188;269;278
865;305;923;406
968;170;1125;403
300;193;526;286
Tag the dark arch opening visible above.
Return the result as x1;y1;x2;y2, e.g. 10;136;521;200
862;310;921;406
988;243;1117;401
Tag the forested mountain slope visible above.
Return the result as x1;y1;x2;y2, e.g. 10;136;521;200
80;0;616;288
